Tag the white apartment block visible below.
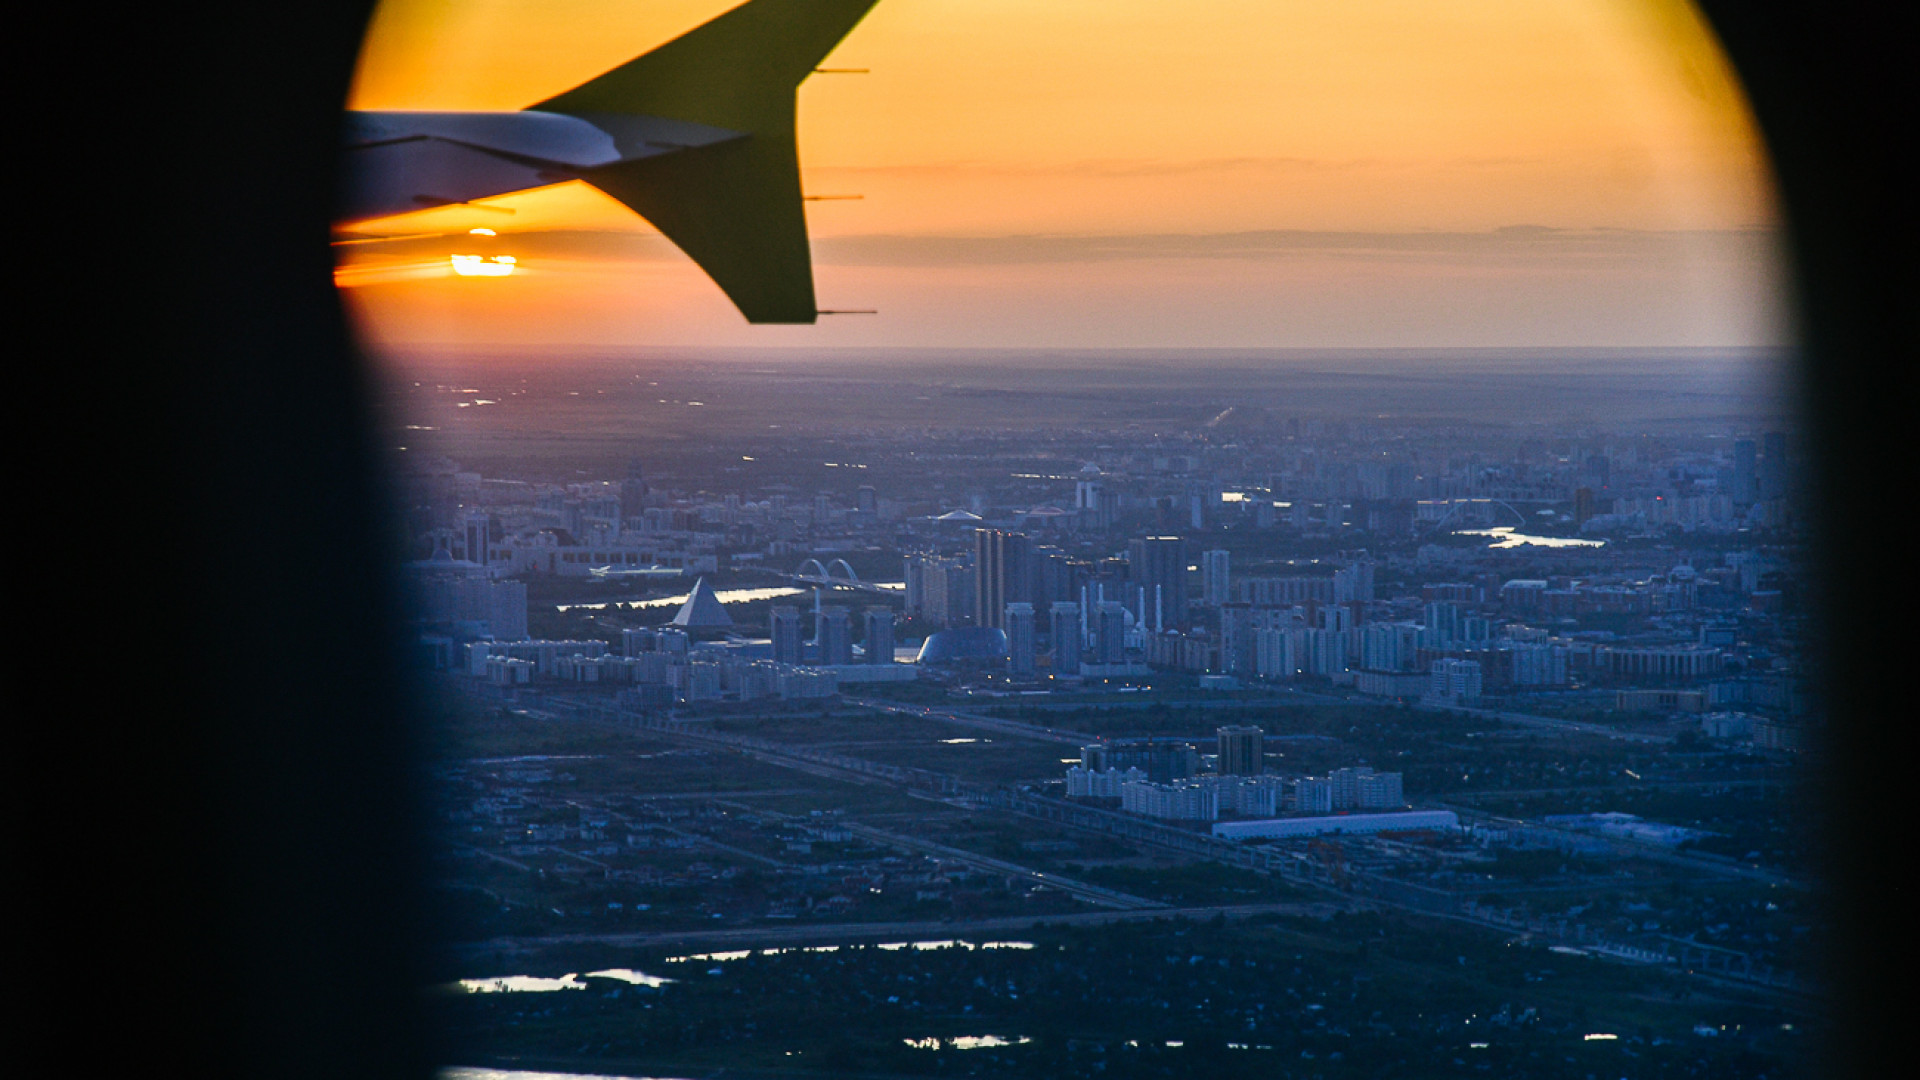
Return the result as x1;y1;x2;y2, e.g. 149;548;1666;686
1065;766;1148;799
1121;779;1220;822
1427;658;1483;703
1253;627;1301;680
1328;767;1405;810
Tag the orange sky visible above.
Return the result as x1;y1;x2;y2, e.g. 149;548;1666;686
338;0;1792;351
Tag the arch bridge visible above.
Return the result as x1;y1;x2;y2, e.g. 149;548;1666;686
1432;498;1531;529
796;556;861;583
749;558;896;596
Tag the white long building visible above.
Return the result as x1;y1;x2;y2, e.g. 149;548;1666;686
463;637;842;702
1212;810;1459;841
468;639;607;676
1215;774;1291;816
1068;764;1402;818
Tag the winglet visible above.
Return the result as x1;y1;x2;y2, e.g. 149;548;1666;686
536;0;882;324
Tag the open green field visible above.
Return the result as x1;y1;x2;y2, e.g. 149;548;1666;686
419;675;1821;1080
855;738;1079;785
709;708;971;745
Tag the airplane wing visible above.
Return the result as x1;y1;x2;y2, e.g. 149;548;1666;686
337;111;739;223
536;0;883;325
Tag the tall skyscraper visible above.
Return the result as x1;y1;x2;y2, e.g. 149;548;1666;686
1032;544;1072;603
1005;602;1036;676
1732;439;1758;503
1217;603;1254;674
1333;559;1374;603
931;558;978;626
1202;548;1230;606
1093;601;1128;664
1254;626;1300;679
1386;461;1416;499
1429;658;1483;702
902;554;928;616
1127;536;1188;629
975;528;1006;629
1361;622;1418;673
1074;469;1104;529
1086;557;1131;612
1050;601;1082;670
1216;725;1264;776
770;605;802;665
1007;531;1034;606
1423;601;1460;648
1074;477;1099;509
909;553;976;626
1584;452;1611;490
619;458;648;522
974;528;1031;630
815;606;852;666
1759;431;1789;499
863;606;894;664
461;511;492;568
1303;627;1348;675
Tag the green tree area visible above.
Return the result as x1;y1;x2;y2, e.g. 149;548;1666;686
1076;861;1304;905
438;913;1815;1079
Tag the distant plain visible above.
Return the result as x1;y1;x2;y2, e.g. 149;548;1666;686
377;347;1794;482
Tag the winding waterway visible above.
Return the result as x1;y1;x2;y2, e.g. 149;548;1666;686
1457;526;1605;549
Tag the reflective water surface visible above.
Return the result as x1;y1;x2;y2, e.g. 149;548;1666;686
1458;526;1607;549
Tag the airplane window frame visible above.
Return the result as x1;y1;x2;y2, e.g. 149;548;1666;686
53;1;1900;1078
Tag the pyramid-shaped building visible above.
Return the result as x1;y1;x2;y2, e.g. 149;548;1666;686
670;576;735;630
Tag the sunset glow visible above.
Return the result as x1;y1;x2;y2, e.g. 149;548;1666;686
449;254;517;277
338;0;1789;351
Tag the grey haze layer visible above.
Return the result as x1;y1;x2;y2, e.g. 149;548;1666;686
384;347;1790;430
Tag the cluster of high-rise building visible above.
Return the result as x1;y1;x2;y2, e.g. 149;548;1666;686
395;414;1805;754
767;602;901;667
407;553;529;641
400;423;1801;591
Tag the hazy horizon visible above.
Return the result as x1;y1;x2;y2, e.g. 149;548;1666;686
376;346;1797;483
